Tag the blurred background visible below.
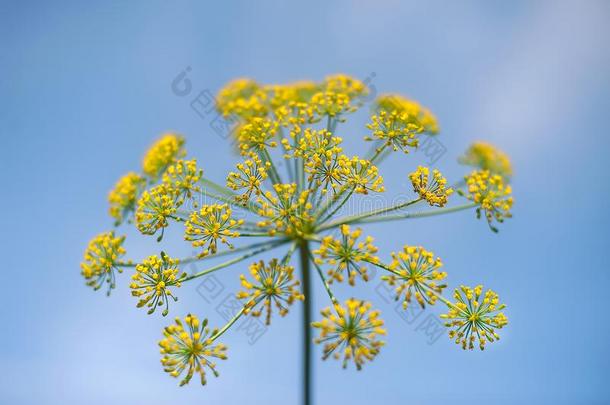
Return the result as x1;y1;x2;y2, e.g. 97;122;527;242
2;1;609;404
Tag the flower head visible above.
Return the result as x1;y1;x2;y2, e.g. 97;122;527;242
135;185;178;236
159;314;227;386
80;232;127;295
323;74;368;101
162;159;203;205
184;204;243;256
383;245;447;309
311;91;355;118
237;259;304;324
441;285;508;350
216;78;268;119
237;117;279;154
108;172;145;224
312;299;386;370
292;128;342;160
267;81;319;108
374;94;439;134
366;109;424;153
256;183;313;237
142;133;185;179
295;129;344;191
459;141;513;178
131;252;186;316
305;149;346;192
463;170;513;232
338;156;385;194
314;225;379;285
409;166;453;207
275;100;318;128
226;156;271;205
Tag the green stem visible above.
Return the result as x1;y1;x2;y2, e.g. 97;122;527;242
364;258;403;278
116;241;284;268
372;146;393;166
422;285;469;317
297;152;305;191
282;241;299;264
201;177;235;197
308;251;338;306
451;178;466;189
286;156;295;184
261;148;282;185
364;139;382;159
201;188;261;213
294;132;301;191
317;188;354;225
317;197;422;231
368;143;388;164
314;185;350;221
211;301;257;341
299;240;312;405
183;240;287;281
350;202;477;225
236;232;272;237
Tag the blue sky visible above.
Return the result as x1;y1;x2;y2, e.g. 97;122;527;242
2;1;610;404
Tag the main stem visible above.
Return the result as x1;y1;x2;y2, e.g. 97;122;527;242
298;240;312;405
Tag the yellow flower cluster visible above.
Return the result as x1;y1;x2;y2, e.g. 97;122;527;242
216;78;269;120
383;245;447;309
374;93;439;134
305;148;345;192
312;299;386;370
108;172;145;224
159;314;227;386
131;253;185;316
83;73;515;387
314;225;379;285
366;109;424;153
460;141;513;178
135;185;178;236
142;133;185;179
237;259;304;324
291;128;342;160
275;100;317;129
216;74;369;134
338;156;385;194
292;129;344;190
135;160;202;237
80;232;127;294
409;166;453;207
268;81;319;109
237;117;279;154
161;159;203;204
184;204;243;256
323;74;368;101
226;156;270;205
441;285;508;350
464;170;513;231
256;183;313;237
311;91;355;119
